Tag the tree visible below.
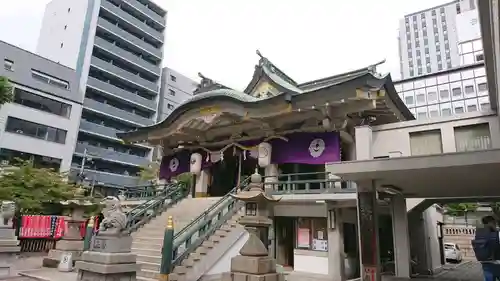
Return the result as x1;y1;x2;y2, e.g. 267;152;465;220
140;162;193;188
0;160;81;214
445;203;478;226
445;203;478;216
139;161;160;182
0;76;14;106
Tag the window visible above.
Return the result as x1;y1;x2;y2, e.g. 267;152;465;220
404;95;414;105
478;83;488;92
5;117;67;144
416;93;426;104
167;103;174;110
452;87;462;97
4;59;13;71
0;148;61;170
410;130;443;155
170;75;176;82
296;217;328;252
454;106;464;114
480;102;491;111
429;109;439;118
417;111;427;119
476;53;484;62
13;87;71;117
168;89;175;96
439;89;450;99
464;85;474;94
467;104;477;112
427;91;438;102
31;69;69;90
442;107;452;116
454;123;491;152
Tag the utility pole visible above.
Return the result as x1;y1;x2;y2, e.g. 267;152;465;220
78;148;95;196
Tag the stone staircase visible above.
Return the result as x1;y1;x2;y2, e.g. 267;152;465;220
132;196;221;281
169;210;245;281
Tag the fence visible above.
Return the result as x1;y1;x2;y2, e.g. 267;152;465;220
18;215;99;253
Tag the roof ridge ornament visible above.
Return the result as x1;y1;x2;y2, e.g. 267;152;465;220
255;49;297;85
194;72;231;94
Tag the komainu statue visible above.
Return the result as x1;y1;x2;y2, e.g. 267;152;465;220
99;196;127;235
0;201;15;226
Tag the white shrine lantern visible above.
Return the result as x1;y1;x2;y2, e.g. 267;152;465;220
190;153;202;175
258;142;272;167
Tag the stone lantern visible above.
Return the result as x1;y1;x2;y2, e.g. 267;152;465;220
222;169;284;281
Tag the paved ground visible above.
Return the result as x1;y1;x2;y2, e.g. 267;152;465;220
434;261;483;281
2;255;485;281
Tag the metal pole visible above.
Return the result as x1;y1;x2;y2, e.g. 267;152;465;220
159;216;174;281
79;148;87;175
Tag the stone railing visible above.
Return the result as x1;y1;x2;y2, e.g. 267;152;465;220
443;226;476;236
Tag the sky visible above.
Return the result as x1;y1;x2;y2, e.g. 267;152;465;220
0;0;451;89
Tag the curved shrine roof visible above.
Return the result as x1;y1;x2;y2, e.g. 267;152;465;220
116;53;413;142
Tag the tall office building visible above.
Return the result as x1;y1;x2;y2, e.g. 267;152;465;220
0;41;83;171
157;68;197;122
394;0;489;120
398;0;479;79
37;0;166;189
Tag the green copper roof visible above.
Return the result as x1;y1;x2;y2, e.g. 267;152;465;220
182;88;258;104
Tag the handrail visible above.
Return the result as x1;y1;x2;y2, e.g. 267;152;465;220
171;176;251;266
126;183;188;233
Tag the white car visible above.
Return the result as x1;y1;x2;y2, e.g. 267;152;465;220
444;242;463;263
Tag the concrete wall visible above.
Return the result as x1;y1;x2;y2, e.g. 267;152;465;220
424;206;445;272
370;111;500;157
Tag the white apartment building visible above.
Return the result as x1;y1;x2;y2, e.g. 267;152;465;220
398;0;479;79
0;41;83;172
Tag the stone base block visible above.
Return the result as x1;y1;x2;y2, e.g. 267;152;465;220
91;235;132;253
0;253;16;278
43;249;83;268
230;256;276;275
56;240;84;251
77;269;136;281
221;272;285;281
0;239;18;247
0;228;16;240
0;246;20;253
76;261;139;274
81;251;137;264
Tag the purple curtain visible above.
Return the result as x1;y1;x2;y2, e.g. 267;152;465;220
271;132;340;164
159;151;190;179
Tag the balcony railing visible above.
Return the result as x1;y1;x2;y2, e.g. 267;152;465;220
264;172;356;194
122;0;166;27
84;98;154;126
79;120;122;139
101;0;163;43
87;77;157;110
97;18;162;59
90;56;159;93
75;143;150;167
69;166;140;187
94;37;161;77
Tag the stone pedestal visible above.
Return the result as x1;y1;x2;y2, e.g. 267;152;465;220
222;230;284;281
0;227;20;277
76;234;139;281
43;216;86;268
